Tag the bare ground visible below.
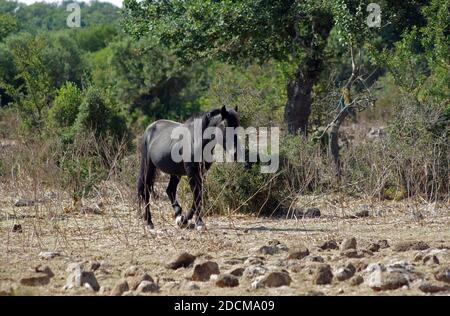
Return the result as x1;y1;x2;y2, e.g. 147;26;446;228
0;180;449;296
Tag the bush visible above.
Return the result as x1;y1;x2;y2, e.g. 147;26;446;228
47;81;82;140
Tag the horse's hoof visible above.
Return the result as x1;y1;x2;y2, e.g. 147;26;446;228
195;222;206;232
175;215;188;228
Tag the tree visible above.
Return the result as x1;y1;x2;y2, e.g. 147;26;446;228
123;0;333;134
0;13;18;42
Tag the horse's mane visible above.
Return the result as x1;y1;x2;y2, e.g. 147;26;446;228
184;108;222;124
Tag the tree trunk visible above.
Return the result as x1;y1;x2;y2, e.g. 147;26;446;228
284;70;315;134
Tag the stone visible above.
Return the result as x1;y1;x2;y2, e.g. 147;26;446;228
393;241;430;252
137;280;159;293
65;266;100;291
244;257;265;266
243;265;267;279
257;245;279;255
215;274;239;288
340;237;357;251
334;263;356;281
166;252;196;270
434;267;450;283
39;251;60;260
423;255;439;265
180;281;200;291
14;199;35;207
366;262;386;273
260;271;292;288
378;240;390;249
319;240;339;250
305;290;325;296
12;224;22;233
366;271;408;291
287;245;310;260
192;261;220;281
313;264;333;285
354;210;369;218
367;243;380;253
35;265;54;278
341;249;360;258
90;262;101;272
20;274;51;286
123;265;141;277
110;280;129;296
418;281;450;294
228;267;245;277
128;273;154;291
386;261;415;274
350;275;364;286
307;255;324;263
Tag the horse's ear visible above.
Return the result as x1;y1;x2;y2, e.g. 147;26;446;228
221;105;228;118
234;105;238;112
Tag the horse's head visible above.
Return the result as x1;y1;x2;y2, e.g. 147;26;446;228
204;105;240;161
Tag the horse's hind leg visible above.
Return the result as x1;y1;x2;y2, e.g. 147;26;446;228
139;161;156;229
166;175;183;218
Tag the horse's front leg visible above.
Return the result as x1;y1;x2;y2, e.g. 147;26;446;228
184;172;205;230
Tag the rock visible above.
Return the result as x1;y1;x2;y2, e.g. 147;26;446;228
0;285;13;296
366;262;386;273
366;271;408;291
287;245;310;260
260;271;292;288
128;273;154;291
341;249;360;258
423;255;439;265
319;240;339;250
243;265;267;279
180;281;200;291
244;257;265;266
307;255;324;263
386;261;415;274
86;262;99;272
305;290;325;296
20;274;51;286
35;265;54;277
123;265;141;277
354;261;368;272
137;280;159;293
39;251;60;260
354;210;369;218
251;276;265;290
313;264;333;285
350;275;364;286
228;267;245;277
215;274;239;288
418;281;450;293
224;258;245;265
378;240;390;249
14;199;35;207
334;263;356;281
111;280;129;296
393;241;430;252
12;224;22;233
257;245;279;255
367;243;380;253
65;266;100;291
66;262;83;273
166;252;196;270
303;208;321;218
434;267;450;283
340;237;357;251
192;261;220;281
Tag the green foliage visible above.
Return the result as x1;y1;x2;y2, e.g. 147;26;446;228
73;24;119;52
47;81;82;139
73;86;128;143
0;13;18;41
204;162;287;215
6;33;53;130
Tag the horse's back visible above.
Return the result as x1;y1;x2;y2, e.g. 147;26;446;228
144;119;186;176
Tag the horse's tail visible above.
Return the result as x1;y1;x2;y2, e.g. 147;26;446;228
137;132;156;203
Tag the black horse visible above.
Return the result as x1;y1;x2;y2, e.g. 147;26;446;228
137;106;240;230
